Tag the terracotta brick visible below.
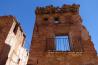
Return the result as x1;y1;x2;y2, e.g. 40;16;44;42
28;4;98;65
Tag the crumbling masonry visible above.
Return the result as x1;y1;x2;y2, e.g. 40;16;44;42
28;4;98;65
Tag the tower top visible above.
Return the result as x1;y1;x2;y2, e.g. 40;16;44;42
35;4;80;15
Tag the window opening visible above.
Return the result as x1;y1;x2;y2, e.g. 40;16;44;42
44;18;48;21
54;17;60;24
55;36;70;51
13;23;18;35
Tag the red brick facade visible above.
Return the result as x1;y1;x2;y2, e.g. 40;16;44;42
28;4;98;65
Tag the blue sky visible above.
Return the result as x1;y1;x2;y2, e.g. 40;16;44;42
0;0;98;52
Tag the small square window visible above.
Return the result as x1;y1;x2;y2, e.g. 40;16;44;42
54;17;59;21
44;18;48;21
54;17;60;24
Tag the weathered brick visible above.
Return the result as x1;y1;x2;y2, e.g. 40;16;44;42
28;4;98;65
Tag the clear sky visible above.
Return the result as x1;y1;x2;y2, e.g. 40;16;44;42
0;0;98;52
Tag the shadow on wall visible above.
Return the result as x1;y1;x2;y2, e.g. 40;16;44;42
0;44;10;65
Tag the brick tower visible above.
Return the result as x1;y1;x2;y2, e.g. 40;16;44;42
28;4;98;65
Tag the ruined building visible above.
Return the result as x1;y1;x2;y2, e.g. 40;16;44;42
28;4;98;65
0;16;29;65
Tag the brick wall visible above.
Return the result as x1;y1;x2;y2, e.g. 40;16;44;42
28;4;98;65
